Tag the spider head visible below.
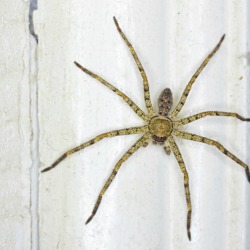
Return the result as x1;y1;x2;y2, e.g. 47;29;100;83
149;116;173;144
158;88;173;117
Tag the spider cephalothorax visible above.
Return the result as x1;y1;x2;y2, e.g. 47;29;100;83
42;17;250;241
148;115;173;144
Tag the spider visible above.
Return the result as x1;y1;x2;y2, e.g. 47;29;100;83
42;17;250;241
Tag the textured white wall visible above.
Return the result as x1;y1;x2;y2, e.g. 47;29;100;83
0;0;249;249
0;1;31;250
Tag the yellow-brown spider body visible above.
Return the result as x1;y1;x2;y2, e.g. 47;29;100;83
148;115;173;143
42;17;250;241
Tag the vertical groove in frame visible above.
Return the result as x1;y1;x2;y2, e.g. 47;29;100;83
245;0;250;247
225;0;248;248
29;1;39;249
29;36;39;250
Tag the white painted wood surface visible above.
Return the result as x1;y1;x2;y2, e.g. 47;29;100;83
1;0;249;249
0;1;32;250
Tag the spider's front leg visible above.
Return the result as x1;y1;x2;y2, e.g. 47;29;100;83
173;130;250;182
85;132;151;224
168;136;192;241
41;126;148;173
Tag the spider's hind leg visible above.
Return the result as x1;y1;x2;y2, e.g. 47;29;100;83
113;17;154;116
170;34;225;118
174;111;250;127
74;61;149;122
246;168;250;182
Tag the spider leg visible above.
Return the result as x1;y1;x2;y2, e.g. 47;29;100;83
168;136;192;241
174;111;250;126
41;126;148;173
85;132;151;224
173;130;250;182
113;17;154;116
163;140;171;155
170;34;225;119
74;62;149;122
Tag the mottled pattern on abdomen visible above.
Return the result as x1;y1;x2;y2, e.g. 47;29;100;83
158;88;173;117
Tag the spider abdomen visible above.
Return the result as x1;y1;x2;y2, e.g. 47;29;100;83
158;88;173;117
149;116;173;143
